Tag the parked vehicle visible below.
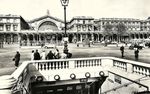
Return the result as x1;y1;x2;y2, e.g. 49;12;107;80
43;44;55;49
129;44;144;50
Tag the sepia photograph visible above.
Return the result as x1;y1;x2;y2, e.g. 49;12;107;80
0;0;150;94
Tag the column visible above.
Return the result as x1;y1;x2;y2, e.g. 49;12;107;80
27;34;30;46
91;34;94;42
81;34;83;42
3;34;6;44
11;24;13;31
3;24;6;31
18;34;21;47
11;34;13;44
97;34;100;42
44;34;47;44
33;34;36;46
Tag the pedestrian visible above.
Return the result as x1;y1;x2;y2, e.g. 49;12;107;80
34;49;41;60
77;42;79;47
134;48;139;60
46;51;54;60
60;52;67;59
31;50;34;60
54;49;60;59
66;52;72;58
41;50;46;60
13;51;20;68
120;45;124;58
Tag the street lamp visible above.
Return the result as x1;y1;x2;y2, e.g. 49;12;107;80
60;0;69;54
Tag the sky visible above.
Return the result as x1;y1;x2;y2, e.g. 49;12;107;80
0;0;150;21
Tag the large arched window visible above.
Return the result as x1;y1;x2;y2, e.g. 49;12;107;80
38;21;58;31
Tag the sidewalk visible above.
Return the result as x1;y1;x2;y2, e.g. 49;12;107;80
0;67;15;76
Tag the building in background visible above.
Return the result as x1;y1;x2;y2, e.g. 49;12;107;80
0;13;150;46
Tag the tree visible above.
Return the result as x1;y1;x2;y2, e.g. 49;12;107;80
103;23;113;38
116;23;127;42
103;23;113;46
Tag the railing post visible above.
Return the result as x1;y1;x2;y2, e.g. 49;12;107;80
69;60;75;69
101;59;113;69
126;63;133;73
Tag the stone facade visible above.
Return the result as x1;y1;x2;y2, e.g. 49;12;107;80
0;14;150;46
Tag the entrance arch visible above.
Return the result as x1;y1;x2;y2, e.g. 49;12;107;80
38;21;58;31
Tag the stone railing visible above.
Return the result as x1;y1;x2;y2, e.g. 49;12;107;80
0;57;150;94
111;57;150;76
34;58;102;71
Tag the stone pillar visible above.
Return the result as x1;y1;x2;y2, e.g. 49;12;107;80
91;34;94;42
81;34;83;42
127;63;133;73
11;24;13;31
3;34;6;44
39;34;41;43
97;34;100;42
44;34;47;44
10;34;13;44
18;34;21;47
27;34;30;46
33;34;36;46
3;24;6;31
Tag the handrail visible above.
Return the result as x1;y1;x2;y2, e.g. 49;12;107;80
11;61;30;79
102;72;149;94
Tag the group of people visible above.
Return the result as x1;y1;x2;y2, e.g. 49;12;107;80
120;45;139;60
12;48;72;68
31;49;72;61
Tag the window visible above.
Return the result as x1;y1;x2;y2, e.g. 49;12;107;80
6;25;11;31
0;25;3;31
77;25;81;31
13;25;18;31
82;25;86;31
13;19;17;23
7;19;10;23
83;20;85;24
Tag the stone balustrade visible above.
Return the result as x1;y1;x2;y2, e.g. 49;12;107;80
0;57;150;94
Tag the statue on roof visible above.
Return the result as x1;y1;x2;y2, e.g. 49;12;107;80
47;9;50;16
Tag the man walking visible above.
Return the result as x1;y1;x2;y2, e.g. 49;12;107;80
134;48;139;60
34;49;41;60
31;50;34;60
46;51;54;60
120;45;124;58
13;51;20;68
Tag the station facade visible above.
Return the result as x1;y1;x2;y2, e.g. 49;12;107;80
0;13;150;46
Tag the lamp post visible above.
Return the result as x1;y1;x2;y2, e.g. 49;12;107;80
60;0;69;54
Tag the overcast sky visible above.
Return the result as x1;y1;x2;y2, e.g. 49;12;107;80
0;0;149;21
